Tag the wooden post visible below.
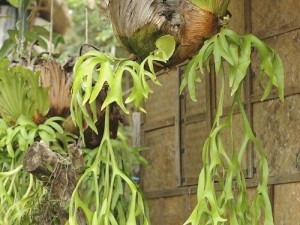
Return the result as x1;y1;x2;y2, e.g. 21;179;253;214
244;0;255;179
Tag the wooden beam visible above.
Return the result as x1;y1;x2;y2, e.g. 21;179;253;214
244;0;255;179
246;173;300;188
255;19;300;40
145;173;300;199
175;66;183;186
184;112;206;125
145;186;198;199
251;86;300;103
142;116;175;132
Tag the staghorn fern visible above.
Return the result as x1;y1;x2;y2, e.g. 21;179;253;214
190;0;231;16
69;35;176;224
180;28;284;225
0;58;49;125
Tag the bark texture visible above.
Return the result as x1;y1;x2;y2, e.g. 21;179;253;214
23;141;85;224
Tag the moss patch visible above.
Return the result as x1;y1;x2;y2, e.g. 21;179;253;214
120;23;165;60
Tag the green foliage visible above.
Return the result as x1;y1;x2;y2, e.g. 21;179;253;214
63;0;118;57
7;0;33;8
0;115;77;224
0;165;45;225
191;0;231;16
69;111;150;225
121;23;164;60
69;35;175;225
113;128;150;170
0;0;65;60
0;2;284;222
0;26;65;59
0;58;49;124
2;116;77;158
71;34;175;139
0;56;77;224
180;28;284;101
180;28;284;225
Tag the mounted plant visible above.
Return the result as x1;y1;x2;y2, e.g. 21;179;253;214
108;0;283;224
0;58;78;224
0;5;176;222
0;2;80;223
0;1;153;224
69;35;175;224
0;0;285;224
0;58;49;125
108;0;230;66
180;28;283;225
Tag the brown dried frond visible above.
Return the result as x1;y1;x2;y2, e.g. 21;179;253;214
38;60;72;118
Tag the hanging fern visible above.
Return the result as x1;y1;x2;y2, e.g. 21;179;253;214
180;28;284;225
69;35;176;224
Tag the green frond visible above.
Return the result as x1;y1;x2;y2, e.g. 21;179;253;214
191;0;231;16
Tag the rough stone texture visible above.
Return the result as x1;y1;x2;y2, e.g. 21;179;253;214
227;0;245;34
184;193;198;218
251;0;300;35
274;183;300;225
253;95;300;176
141;126;177;192
183;72;207;117
144;69;178;124
181;121;208;182
163;196;186;225
148;198;163;225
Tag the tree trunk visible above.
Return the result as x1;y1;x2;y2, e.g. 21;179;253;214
23;141;86;224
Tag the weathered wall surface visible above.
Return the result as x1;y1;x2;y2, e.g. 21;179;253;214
140;0;300;224
274;183;300;225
